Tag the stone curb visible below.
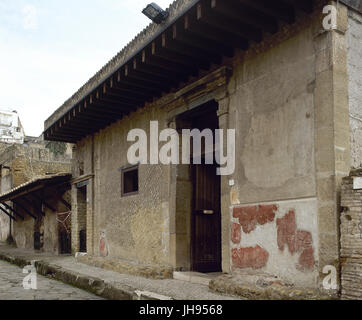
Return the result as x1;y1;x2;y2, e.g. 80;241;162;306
209;276;338;300
0;252;173;300
77;255;174;280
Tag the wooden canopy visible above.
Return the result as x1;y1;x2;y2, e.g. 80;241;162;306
44;0;320;143
0;173;71;221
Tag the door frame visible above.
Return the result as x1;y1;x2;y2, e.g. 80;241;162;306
173;100;222;273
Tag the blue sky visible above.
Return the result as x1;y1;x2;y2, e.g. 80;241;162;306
0;0;173;136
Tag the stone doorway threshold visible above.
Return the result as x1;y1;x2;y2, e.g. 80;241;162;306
173;271;223;286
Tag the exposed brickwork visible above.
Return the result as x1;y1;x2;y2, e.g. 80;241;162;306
341;170;362;300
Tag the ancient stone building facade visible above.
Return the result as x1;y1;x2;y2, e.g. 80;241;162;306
0;139;72;251
43;0;361;297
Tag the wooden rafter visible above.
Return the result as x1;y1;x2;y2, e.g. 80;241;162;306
44;0;315;143
12;200;37;220
0;205;16;221
1;202;24;220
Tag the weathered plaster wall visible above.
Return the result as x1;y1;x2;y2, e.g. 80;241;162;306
43;191;71;254
0;167;12;241
225;3;351;292
74;20;320;282
0;215;9;241
73;104;170;266
226;18;318;287
347;10;362;168
13;215;34;250
340;169;362;300
13;191;71;253
70;3;351;292
231;199;319;287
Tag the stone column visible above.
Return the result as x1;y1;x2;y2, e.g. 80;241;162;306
313;1;350;294
71;184;80;254
168;119;192;271
216;93;232;273
86;178;94;255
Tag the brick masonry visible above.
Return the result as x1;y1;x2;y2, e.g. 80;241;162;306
341;169;362;300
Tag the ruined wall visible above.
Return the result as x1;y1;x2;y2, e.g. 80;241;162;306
0;142;71;250
11;145;71;187
43;191;72;254
0;144;71;188
13;215;34;250
0;213;9;241
0;166;12;241
74;104;170;266
347;9;362;168
13;190;71;253
341;169;362;300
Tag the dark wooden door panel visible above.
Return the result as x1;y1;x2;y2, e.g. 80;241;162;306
192;162;221;273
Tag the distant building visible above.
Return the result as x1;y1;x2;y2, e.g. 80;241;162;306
0;109;25;145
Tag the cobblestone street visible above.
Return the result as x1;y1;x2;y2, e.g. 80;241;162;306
0;260;103;300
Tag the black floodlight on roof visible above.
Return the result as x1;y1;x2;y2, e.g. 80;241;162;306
142;2;169;24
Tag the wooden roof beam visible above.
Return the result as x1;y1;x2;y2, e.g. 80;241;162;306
238;0;295;24
210;0;278;34
124;65;176;89
132;56;189;82
199;2;263;43
280;0;314;13
153;37;210;72
1;202;24;220
114;73;161;97
172;23;225;63
143;47;199;77
30;193;57;213
184;14;249;51
22;197;45;217
12;200;37;220
0;205;16;221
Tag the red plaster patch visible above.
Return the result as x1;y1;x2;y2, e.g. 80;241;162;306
232;245;269;270
231;223;241;244
233;205;276;234
257;205;277;225
276;210;297;254
276;210;315;271
99;235;108;257
296;230;313;252
297;247;316;271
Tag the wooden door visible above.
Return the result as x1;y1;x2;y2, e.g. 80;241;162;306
191;160;221;273
180;100;221;272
